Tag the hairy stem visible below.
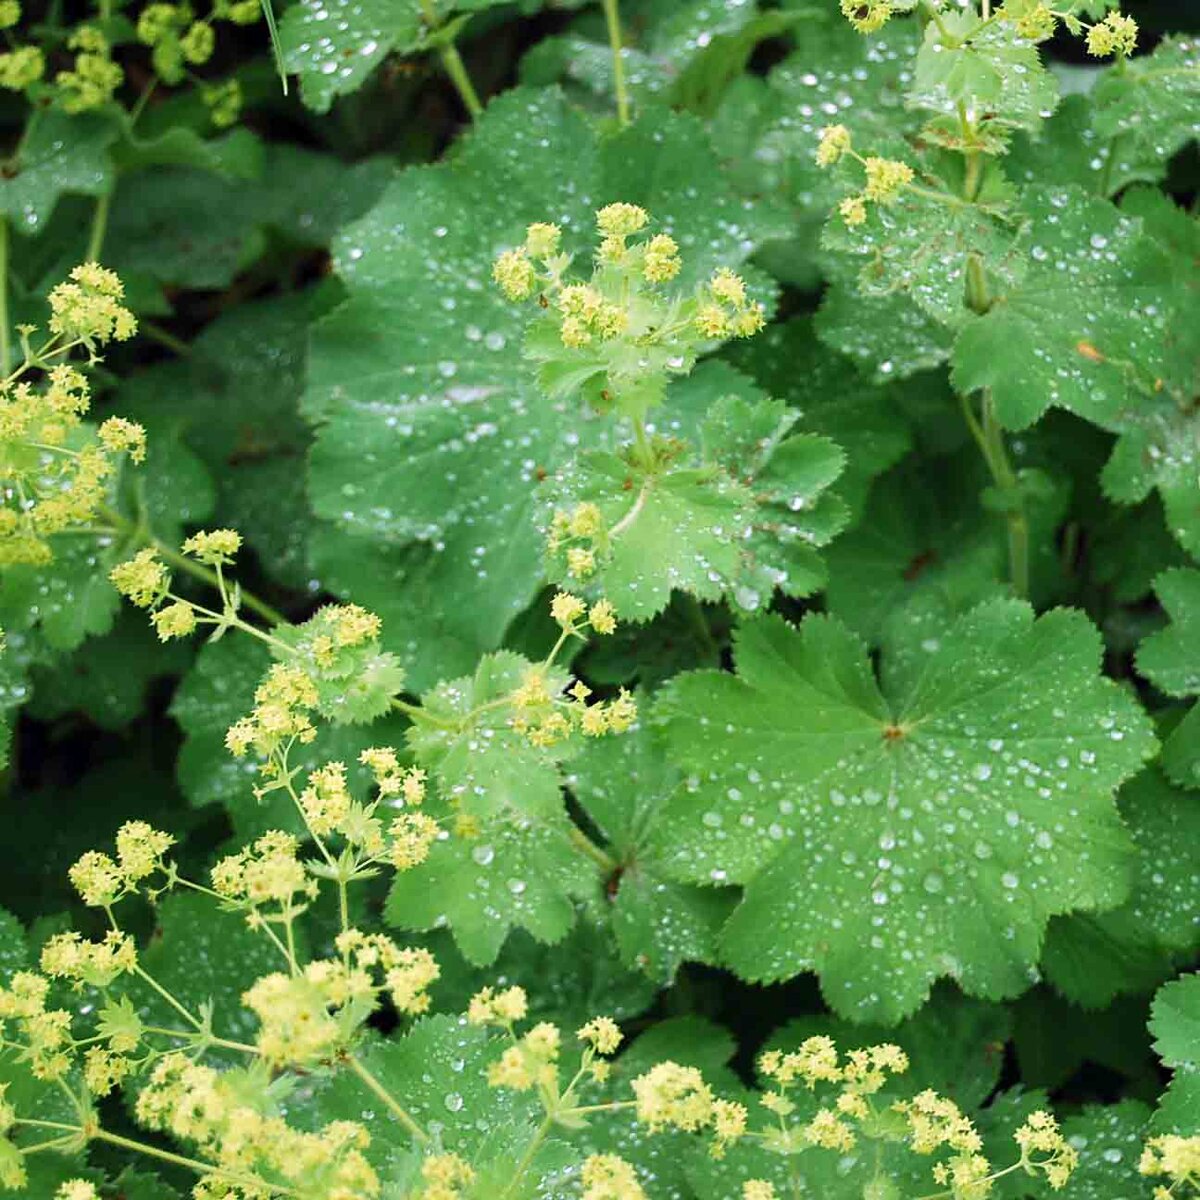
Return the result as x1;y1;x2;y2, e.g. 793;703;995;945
602;0;631;125
567;823;617;872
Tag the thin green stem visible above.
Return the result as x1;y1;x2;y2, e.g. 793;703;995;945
140;320;192;356
567;824;617;873
0;215;9;376
86;190;112;262
438;42;483;119
601;0;631;125
98;502;287;625
92;1128;292;1195
135;965;204;1032
345;1053;429;1143
503;1115;552;1197
142;1025;260;1055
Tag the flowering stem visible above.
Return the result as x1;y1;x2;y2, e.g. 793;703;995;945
143;1024;259;1055
135;965;205;1032
87;190;112;262
961;256;1029;599
345;1053;429;1143
602;0;631;125
0;215;9;376
98;502;288;625
503;1115;552;1197
92;1128;294;1195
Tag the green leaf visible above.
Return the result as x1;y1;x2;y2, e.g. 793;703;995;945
1162;703;1200;792
1007;94;1154;199
1057;1102;1153;1200
1040;768;1200;1008
305;89;781;683
279;0;422;114
106;165;267;289
26;609;190;731
1093;37;1200;183
407;650;567;822
385;804;594;963
1013;988;1156;1092
816;276;954;382
1;112;117;236
569;723;736;982
1150;973;1200;1068
0;536;123;652
134;892;289;1046
724;317;918;519
709;17;920;288
543;452;751;621
0;641;29;772
1149;973;1200;1134
951;186;1176;431
823;459;1007;645
910;16;1058;136
541;401;846;621
304;1016;540;1165
654;599;1156;1021
823;182;1019;329
1138;569;1200;697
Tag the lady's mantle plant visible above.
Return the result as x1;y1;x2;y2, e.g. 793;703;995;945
0;0;1197;1196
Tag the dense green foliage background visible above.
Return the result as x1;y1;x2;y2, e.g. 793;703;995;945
0;0;1199;1194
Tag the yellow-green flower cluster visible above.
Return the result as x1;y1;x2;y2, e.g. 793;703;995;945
40;929;137;988
224;662;319;762
633;1061;716;1133
1141;1134;1200;1199
212;829;314;908
897;1090;992;1198
1087;10;1138;56
57;1183;100;1200
0;2;19;29
694;267;765;340
202;79;243;128
136;1052;380;1197
0;972;75;1082
819;139;915;227
138;3;216;83
414;1153;475;1200
1002;1;1057;42
581;1153;647;1200
486;1020;562;1091
840;0;892;33
0;44;43;89
509;661;636;746
1013;1109;1078;1190
467;984;529;1026
68;820;175;906
0;368;144;565
183;527;242;564
48;263;138;349
56;26;123;113
495;203;760;366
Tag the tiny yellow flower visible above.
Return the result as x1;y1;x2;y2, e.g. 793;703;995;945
551;591;587;627
816;124;852;166
493;248;536;300
695;303;729;339
567;546;596;578
524;222;561;258
110;548;169;608
839;194;868;227
709;267;747;306
577;1016;622;1054
863;156;914;203
1087;11;1137;56
840;0;892;32
589;599;617;635
643;233;681;283
596;203;648;237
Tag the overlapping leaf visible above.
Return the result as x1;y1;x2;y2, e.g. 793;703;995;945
1040;768;1200;1007
569;724;735;983
305;88;780;681
952;186;1176;431
539;394;846;619
653;599;1156;1020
